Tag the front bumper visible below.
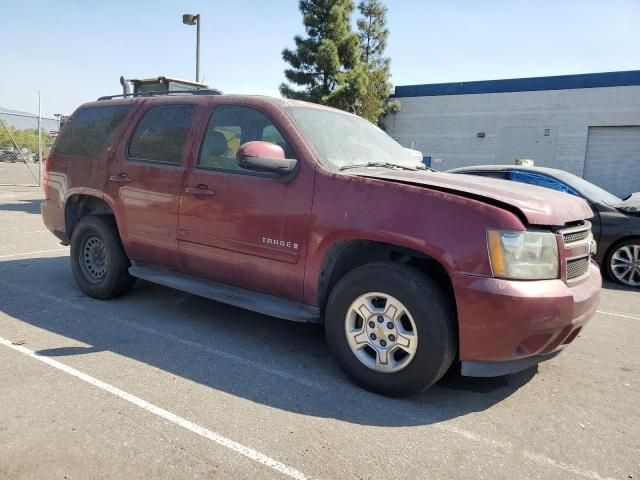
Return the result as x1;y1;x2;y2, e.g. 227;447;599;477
461;351;561;377
454;262;601;377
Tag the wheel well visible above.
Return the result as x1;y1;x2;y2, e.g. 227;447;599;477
317;240;456;314
65;195;115;237
608;235;640;249
604;235;640;259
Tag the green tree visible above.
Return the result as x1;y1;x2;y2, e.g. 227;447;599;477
354;0;399;126
280;0;366;110
357;0;387;67
0;125;53;156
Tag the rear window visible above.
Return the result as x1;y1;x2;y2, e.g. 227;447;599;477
55;105;131;157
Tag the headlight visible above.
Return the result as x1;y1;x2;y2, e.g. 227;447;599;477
487;229;559;280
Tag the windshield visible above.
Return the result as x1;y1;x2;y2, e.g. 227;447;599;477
556;171;623;205
286;106;422;170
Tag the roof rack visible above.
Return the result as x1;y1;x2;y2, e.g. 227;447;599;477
97;88;223;101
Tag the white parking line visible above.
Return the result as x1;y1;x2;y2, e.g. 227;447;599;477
427;421;617;480
0;248;67;260
0;335;308;480
523;451;617;480
597;310;639;321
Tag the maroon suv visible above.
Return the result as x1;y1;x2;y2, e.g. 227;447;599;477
42;93;601;396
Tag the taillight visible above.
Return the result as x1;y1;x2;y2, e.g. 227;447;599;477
43;153;51;196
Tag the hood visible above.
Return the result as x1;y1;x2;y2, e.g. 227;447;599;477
613;192;640;215
350;169;593;227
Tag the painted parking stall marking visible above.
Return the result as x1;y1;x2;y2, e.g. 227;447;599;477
0;335;308;480
0;248;67;260
597;310;640;321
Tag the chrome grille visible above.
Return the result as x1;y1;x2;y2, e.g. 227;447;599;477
566;256;590;280
558;221;594;283
563;229;590;244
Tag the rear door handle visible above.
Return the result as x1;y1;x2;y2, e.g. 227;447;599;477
109;173;132;183
185;185;215;197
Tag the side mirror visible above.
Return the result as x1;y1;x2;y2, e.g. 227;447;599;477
237;141;297;174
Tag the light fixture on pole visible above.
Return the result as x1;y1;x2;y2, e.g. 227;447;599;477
182;13;201;83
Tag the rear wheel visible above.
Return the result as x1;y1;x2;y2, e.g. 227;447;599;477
70;215;135;299
605;239;640;288
325;262;456;397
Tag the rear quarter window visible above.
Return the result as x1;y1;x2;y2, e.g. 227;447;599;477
55;105;131;157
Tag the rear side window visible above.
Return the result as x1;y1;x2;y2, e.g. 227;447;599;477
55;105;131;157
461;171;510;180
128;105;196;165
511;171;579;196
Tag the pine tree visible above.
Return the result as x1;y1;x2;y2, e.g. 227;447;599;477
355;0;399;125
280;0;366;110
357;0;388;68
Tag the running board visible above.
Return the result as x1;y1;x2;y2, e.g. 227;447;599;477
129;263;321;323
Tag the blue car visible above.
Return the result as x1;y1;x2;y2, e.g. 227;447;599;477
449;165;640;288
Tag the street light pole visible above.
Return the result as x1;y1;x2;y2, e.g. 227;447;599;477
182;13;201;83
38;91;42;186
196;15;200;83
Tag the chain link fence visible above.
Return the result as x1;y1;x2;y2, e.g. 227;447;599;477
0;110;59;187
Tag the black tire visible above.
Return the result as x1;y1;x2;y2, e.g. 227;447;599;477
603;238;640;288
324;262;456;397
70;215;135;299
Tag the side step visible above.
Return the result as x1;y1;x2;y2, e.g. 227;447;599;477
129;263;321;323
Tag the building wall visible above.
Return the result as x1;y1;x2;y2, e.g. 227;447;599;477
385;85;640;176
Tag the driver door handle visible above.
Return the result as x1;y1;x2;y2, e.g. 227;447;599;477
185;185;215;197
109;173;132;183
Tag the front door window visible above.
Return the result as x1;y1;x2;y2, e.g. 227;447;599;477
198;105;295;172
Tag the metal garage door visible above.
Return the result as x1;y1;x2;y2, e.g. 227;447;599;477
583;126;640;198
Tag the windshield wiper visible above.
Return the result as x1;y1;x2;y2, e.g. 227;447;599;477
340;162;420;171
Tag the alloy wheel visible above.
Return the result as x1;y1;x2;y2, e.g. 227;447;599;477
344;292;418;373
610;244;640;287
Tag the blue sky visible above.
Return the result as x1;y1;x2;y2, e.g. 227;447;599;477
2;0;639;117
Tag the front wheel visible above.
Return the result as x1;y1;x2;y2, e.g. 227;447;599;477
605;240;640;288
70;215;136;299
324;262;456;397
